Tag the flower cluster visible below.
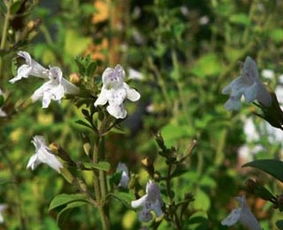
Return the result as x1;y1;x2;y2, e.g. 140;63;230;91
222;56;272;111
94;65;140;119
10;51;79;108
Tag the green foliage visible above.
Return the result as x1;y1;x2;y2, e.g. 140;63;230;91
243;159;283;183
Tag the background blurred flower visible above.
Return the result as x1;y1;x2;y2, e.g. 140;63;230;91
222;196;261;230
131;180;163;222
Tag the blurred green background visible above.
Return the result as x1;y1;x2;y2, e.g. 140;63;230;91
1;0;283;229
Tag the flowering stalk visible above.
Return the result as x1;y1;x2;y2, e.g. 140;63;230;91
0;1;11;79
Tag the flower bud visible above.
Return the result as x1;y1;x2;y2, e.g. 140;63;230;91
141;157;154;177
69;73;81;84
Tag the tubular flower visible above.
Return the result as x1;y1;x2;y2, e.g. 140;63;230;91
31;67;79;108
94;65;140;119
10;51;79;108
222;56;272;111
116;162;130;188
9;51;48;83
131;180;163;222
221;196;261;230
27;136;63;173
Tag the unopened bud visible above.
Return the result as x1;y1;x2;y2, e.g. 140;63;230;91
83;143;91;156
49;143;59;153
141;157;154;177
27;19;41;32
69;73;81;84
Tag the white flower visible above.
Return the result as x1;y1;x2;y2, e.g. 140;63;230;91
9;51;79;108
261;69;274;80
0;204;7;223
31;67;79;108
116;163;130;188
131;180;163;222
222;56;272;111
0;89;6;117
221;196;261;230
128;68;144;80
9;51;48;83
94;65;140;119
27;136;63;173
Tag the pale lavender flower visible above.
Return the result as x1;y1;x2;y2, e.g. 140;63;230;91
31;67;79;108
128;68;144;81
221;196;261;230
0;204;7;223
116;163;130;188
9;51;79;108
9;51;48;83
94;65;140;119
27;136;63;173
131;180;163;222
222;57;272;110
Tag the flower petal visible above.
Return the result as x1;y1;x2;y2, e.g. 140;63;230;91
138;209;153;222
94;88;109;106
106;104;127;119
9;65;32;83
124;83;140;101
221;208;241;226
27;154;41;170
131;195;148;209
37;148;63;173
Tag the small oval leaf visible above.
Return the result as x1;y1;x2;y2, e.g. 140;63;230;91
49;193;89;211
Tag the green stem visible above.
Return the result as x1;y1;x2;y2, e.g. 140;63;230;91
0;1;11;80
98;206;110;230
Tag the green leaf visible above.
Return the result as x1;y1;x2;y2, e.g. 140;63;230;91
75;120;92;129
192;189;210;211
57;201;87;224
0;95;4;107
270;29;283;43
243;159;283;182
110;192;135;207
82;161;111;171
0;178;12;185
49;193;89;211
191;53;222;77
110;172;122;186
229;13;250;26
10;1;22;14
276;220;283;230
64;30;91;56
